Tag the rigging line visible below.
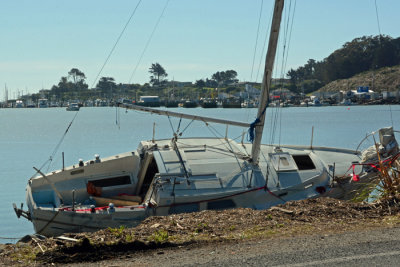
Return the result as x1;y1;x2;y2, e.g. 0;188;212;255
30;158;51;179
115;105;121;129
225;138;244;168
269;38;282;145
90;0;142;89
167;115;176;135
270;105;279;144
179;118;195;136
259;149;280;187
276;2;290;146
374;0;382;36
205;123;235;152
373;0;393;127
128;0;170;83
282;0;296;76
389;105;394;127
269;0;295;147
374;0;393;126
278;0;295;146
202;142;248;159
280;1;296;144
206;123;224;139
268;10;285;145
176;117;182;134
177;137;234;148
204;124;246;164
178;132;245;149
279;0;293;82
255;4;273;82
250;0;264;81
276;1;291;145
45;110;80;173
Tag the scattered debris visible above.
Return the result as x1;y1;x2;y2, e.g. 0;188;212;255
269;206;294;214
2;197;400;266
56;236;79;242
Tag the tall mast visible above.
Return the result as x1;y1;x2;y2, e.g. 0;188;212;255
251;0;284;164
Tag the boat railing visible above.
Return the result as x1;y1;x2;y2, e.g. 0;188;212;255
355;129;400;153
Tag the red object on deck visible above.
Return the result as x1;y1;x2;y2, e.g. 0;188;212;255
352;174;360;182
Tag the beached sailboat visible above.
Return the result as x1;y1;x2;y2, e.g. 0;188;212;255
13;0;362;237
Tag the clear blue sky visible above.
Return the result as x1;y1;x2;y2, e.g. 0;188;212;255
1;0;399;100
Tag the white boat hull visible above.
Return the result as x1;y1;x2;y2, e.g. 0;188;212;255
17;137;360;237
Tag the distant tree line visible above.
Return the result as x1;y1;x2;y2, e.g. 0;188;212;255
195;70;238;88
287;35;400;94
34;63;240;103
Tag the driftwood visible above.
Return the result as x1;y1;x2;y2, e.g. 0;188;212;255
56;236;79;242
270;206;294;214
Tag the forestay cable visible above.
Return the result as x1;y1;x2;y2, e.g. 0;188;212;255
128;0;170;83
250;0;264;81
374;0;381;36
36;2;143;175
33;110;79;177
91;0;142;89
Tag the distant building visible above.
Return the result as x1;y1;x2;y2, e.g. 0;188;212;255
352;86;376;100
140;96;159;102
312;91;337;99
239;84;260;100
164;81;193;88
382;91;398;100
137;96;160;107
271;78;290;85
217;92;233;100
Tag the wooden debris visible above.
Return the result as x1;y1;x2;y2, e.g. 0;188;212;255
270;206;294;214
56;236;79;242
150;223;161;228
31;238;45;253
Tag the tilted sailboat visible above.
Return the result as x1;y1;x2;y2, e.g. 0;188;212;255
13;0;361;237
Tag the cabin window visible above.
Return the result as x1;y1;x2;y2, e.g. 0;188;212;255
270;153;298;171
90;175;131;187
169;203;199;214
292;155;316;170
279;157;290;166
207;199;236;210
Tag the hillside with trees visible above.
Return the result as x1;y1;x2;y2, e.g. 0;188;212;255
287;35;400;94
318;65;400;93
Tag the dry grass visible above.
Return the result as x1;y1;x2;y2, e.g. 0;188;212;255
319;65;400;92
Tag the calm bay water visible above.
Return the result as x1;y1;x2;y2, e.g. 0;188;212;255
0;105;399;242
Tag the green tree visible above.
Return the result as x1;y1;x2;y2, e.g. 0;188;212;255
149;63;168;86
211;70;238;86
96;77;116;97
68;68;86;84
195;79;206;88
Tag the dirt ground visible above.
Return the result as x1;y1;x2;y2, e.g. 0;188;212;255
1;197;400;266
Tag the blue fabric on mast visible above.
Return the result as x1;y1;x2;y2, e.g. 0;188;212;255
248;102;268;143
